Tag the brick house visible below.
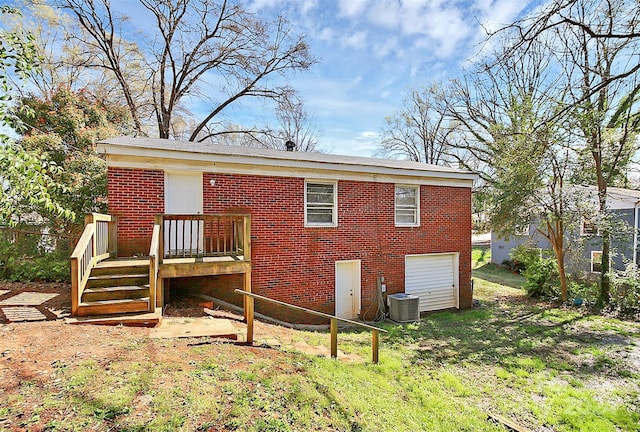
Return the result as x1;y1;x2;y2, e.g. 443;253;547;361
92;136;476;323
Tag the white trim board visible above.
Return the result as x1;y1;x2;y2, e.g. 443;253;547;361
98;137;477;188
104;154;474;188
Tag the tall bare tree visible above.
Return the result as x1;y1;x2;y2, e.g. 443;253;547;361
500;0;640;114
197;95;320;151
377;85;455;165
446;38;586;300
497;0;640;304
265;95;320;152
56;0;315;141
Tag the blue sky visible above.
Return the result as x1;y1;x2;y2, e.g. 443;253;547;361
240;0;537;157
6;0;540;157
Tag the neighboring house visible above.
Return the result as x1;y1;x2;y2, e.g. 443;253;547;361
87;137;476;324
491;187;640;274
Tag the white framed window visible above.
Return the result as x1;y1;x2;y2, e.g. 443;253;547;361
581;218;600;236
591;251;603;273
305;181;337;227
395;185;420;226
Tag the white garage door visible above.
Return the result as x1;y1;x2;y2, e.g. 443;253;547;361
405;253;458;312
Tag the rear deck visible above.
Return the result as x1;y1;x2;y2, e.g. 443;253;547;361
70;213;251;321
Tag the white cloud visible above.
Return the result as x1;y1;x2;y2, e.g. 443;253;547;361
360;131;380;139
373;37;401;59
249;0;284;11
300;0;319;14
341;31;368;49
316;27;336;42
366;1;401;29
474;0;528;33
337;0;369;17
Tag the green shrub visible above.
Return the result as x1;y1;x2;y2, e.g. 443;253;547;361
501;259;526;273
569;281;599;305
6;255;70;282
511;245;558;298
521;258;558;298
609;264;640;315
0;232;70;282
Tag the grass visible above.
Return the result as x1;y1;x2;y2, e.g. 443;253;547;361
1;247;639;431
473;246;525;290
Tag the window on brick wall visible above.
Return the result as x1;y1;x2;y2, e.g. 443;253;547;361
395;185;419;226
305;181;337;226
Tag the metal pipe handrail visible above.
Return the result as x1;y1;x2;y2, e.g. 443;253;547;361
234;289;387;364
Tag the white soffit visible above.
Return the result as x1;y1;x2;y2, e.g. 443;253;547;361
97;136;477;187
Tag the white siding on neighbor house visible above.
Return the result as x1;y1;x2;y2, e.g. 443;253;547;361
405;253;458;312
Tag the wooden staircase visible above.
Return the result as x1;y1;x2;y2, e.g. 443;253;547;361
77;259;151;317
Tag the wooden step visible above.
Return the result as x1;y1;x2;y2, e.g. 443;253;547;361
66;308;162;327
82;285;150;302
77;298;150;316
92;259;150;276
87;274;149;288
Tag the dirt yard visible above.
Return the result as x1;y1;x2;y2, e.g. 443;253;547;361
0;281;359;403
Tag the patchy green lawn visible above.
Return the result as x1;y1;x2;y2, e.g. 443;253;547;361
1;252;639;431
473;245;525;289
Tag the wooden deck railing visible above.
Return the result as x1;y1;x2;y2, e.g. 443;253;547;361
159;214;249;259
70;213;117;315
234;290;388;364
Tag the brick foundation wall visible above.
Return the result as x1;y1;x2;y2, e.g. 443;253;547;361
107;167;164;257
201;173;472;323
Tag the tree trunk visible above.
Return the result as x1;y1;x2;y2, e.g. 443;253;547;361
600;227;611;305
597;176;610;305
549;220;568;301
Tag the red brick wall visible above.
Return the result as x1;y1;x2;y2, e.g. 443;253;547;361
199;173;472;322
108;168;472;323
107;168;164;257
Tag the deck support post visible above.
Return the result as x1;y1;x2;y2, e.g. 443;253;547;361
330;318;338;359
157;277;164;308
244;269;253;344
109;216;118;258
243;270;252;322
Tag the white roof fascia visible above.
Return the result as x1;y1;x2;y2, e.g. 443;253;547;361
98;138;477;187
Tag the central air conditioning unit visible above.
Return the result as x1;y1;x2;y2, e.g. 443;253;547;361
387;293;420;323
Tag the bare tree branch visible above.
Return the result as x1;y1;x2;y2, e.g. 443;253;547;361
55;0;316;141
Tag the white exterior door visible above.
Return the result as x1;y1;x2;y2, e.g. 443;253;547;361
164;171;203;255
335;260;361;320
405;253;458;312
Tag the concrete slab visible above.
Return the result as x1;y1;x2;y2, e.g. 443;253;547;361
150;317;238;340
0;292;58;306
1;306;48;322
